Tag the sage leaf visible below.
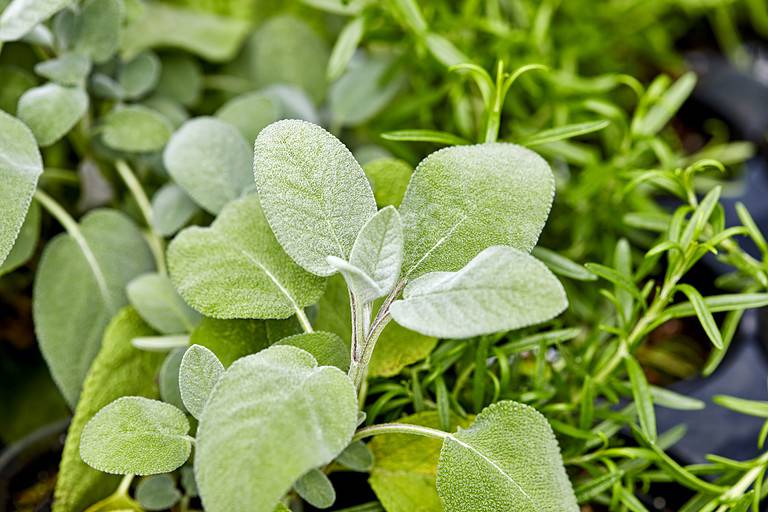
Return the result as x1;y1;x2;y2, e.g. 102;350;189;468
195;345;358;512
336;440;374;472
264;84;319;124
80;396;192;475
100;106;172;153
127;272;201;334
254;119;377;276
275;331;350;370
189;317;301;367
0;0;70;41
135;474;182;511
155;54;202;106
34;53;91;86
0;201;39;276
363;158;412;208
327;17;364;82
151;183;198;237
294;469;335;509
53;308;165;512
72;0;121;63
215;91;280;142
17;83;88;146
118;51;161;99
159;348;186;411
390;246;567;338
164;117;253;214
121;3;250;62
329;206;402;303
249;16;329;103
399;143;554;278
0;65;36;115
168;194;326;319
0;110;42;267
179;344;224;420
34;209;155;406
437;401;578;511
329;55;404;127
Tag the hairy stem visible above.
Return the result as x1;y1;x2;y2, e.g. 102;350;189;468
353;422;450;442
295;308;314;334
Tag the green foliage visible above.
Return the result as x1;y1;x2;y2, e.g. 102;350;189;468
150;183;199;237
168;194;326;319
437;401;578;511
215;91;280;142
178;344;224;419
158;348;185;410
135;474;182;511
54;308;164;512
81;396;191;475
35;53;92;87
0;201;40;275
34;209;154;406
363;158;412;208
0;0;70;41
195;345;358;511
390;246;567;338
17;83;88;147
127;272;201;334
100;106;172;153
0;110;42;267
163;117;253;214
72;0;122;63
254;119;377;276
275;331;350;370
399;144;554;278
293;469;336;509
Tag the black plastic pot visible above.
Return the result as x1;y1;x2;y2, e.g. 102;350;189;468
0;418;69;512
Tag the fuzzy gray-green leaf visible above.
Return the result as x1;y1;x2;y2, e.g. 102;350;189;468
437;401;578;511
136;474;182;511
164;117;253;214
101;106;172;153
159;348;185;411
34;210;154;406
390;246;567;338
17;83;88;146
127;272;201;334
80;396;191;475
0;110;42;267
118;51;161;99
275;331;350;370
168;194;325;319
179;344;224;420
72;0;121;63
34;53;91;86
151;183;198;237
0;201;40;275
399;143;554;278
195;345;358;512
215;91;279;143
253;120;376;276
0;0;70;41
294;469;335;509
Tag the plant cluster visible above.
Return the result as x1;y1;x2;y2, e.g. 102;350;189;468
2;0;768;511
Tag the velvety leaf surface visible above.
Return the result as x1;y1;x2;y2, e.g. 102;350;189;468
390;246;567;338
34;209;154;406
0;109;42;266
164;116;253;214
437;401;578;511
34;53;91;86
275;331;350;370
215;91;279;142
195;345;358;512
249;16;329;103
179;344;224;419
155;54;202;107
0;201;39;275
54;308;165;512
329;206;403;303
399;143;554;278
100;105;172;152
329;55;404;127
72;0;121;63
335;440;374;472
315;275;436;377
253;120;376;276
159;348;186;411
364;158;412;208
189;316;300;367
127;272;201;334
294;469;335;509
150;183;198;237
80;396;191;475
0;0;69;41
369;412;469;512
121;3;250;62
17;83;88;147
135;474;181;511
168;194;325;319
118;52;161;99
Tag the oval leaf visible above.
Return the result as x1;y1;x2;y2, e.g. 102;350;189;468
151;183;199;237
179;344;224;420
17;83;88;147
399;143;554;278
0;0;70;41
0;110;42;267
274;331;350;370
195;345;358;512
437;401;578;511
390;246;567;338
293;469;335;509
164;117;253;214
254;119;377;276
100;106;172;153
168;194;326;319
80;396;191;475
127;272;201;334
